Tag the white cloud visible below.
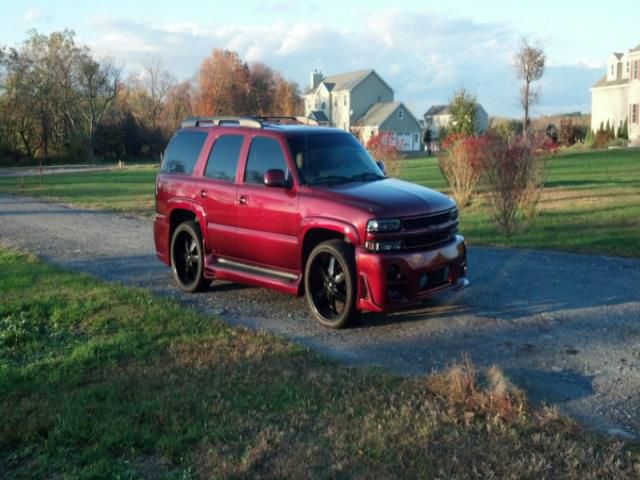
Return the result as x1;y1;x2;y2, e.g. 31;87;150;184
81;9;599;116
24;7;52;23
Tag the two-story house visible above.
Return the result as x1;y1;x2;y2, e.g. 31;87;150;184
423;103;489;137
303;69;422;151
590;44;640;145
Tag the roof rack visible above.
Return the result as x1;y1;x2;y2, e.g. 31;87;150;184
256;116;320;126
181;116;263;129
181;115;320;129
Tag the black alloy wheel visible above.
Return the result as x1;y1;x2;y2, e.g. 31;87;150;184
170;221;207;293
305;240;357;328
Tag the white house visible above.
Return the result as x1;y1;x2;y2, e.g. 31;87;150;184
303;69;422;151
590;44;640;145
423;103;489;137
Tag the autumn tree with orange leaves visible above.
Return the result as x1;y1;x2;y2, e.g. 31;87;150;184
194;49;302;117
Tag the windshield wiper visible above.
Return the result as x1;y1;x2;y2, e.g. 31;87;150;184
308;175;352;186
348;172;385;182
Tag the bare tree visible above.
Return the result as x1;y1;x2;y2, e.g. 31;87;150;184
139;59;175;130
76;53;121;160
514;38;545;135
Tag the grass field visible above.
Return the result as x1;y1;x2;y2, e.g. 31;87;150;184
1;148;639;256
2;247;639;478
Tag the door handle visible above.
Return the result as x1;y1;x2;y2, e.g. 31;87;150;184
199;190;207;198
238;195;248;205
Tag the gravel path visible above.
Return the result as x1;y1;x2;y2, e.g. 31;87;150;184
1;193;639;440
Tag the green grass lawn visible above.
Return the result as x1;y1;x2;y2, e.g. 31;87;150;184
0;167;158;217
404;148;640;257
1;148;639;257
2;247;639;478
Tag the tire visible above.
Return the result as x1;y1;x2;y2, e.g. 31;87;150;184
170;221;207;293
304;239;358;329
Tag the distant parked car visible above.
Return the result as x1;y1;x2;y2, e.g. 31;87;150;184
154;116;469;328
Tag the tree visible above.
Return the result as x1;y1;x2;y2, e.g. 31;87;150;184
194;49;250;115
448;89;478;135
514;38;545;135
75;52;121;160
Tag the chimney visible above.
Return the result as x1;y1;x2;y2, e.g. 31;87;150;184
310;69;323;90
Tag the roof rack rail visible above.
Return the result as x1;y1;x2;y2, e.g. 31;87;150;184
181;116;263;129
257;116;320;126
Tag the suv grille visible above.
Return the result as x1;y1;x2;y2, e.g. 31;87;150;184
403;210;453;230
401;209;458;250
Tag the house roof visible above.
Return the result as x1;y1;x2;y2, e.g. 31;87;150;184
424;105;450;116
631;43;640;53
321;69;374;91
592;75;629;88
304;69;393;95
355;101;420;128
309;110;329;122
613;52;624;60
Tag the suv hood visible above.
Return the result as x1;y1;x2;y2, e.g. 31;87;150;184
312;178;455;218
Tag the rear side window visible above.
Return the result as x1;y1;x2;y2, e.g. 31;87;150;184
160;130;208;174
204;135;244;182
244;136;288;185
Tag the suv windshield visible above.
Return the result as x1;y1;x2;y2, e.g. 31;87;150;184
287;133;384;186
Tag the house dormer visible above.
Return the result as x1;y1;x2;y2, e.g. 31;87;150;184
607;53;624;81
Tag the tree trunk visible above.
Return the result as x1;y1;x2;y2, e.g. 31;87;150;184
523;81;530;136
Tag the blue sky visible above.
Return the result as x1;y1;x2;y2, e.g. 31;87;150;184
4;1;639;117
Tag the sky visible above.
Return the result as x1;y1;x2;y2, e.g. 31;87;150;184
3;0;639;118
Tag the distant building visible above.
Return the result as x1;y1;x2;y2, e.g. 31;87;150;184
303;69;422;151
590;44;640;145
423;103;489;137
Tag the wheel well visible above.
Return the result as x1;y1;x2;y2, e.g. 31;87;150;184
169;209;198;241
301;228;347;271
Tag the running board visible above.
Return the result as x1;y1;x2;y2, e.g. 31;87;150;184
208;258;301;296
215;258;298;281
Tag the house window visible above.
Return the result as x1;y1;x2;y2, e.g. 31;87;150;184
343;95;347;106
377;95;382;102
635;61;639;81
627;62;630;74
414;133;419;143
633;104;638;124
321;102;326;110
611;64;615;76
398;109;404;119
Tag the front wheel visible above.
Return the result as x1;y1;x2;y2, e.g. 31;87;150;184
170;221;207;293
304;240;358;329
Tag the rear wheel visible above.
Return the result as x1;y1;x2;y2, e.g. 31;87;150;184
170;221;207;293
304;240;357;329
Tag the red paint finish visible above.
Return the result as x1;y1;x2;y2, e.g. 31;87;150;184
154;123;468;313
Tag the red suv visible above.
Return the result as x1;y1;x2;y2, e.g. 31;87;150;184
154;116;469;328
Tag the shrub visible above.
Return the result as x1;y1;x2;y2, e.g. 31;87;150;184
366;131;404;178
438;134;486;207
584;128;595;147
592;128;614;149
480;135;546;235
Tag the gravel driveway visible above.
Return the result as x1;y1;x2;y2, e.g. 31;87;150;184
1;193;639;440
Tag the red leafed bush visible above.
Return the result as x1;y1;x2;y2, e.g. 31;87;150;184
481;135;546;235
366;131;404;178
438;134;487;207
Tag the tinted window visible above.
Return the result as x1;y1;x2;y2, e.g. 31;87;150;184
244;137;288;185
160;131;208;174
204;135;244;182
287;133;383;185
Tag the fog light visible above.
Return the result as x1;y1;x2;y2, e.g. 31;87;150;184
365;240;402;252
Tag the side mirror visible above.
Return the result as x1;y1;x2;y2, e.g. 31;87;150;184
376;160;386;176
264;169;288;188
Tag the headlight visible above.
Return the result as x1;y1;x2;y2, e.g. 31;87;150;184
450;207;459;221
367;218;401;233
365;240;402;252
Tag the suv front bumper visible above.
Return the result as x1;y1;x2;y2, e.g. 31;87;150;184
355;234;468;312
